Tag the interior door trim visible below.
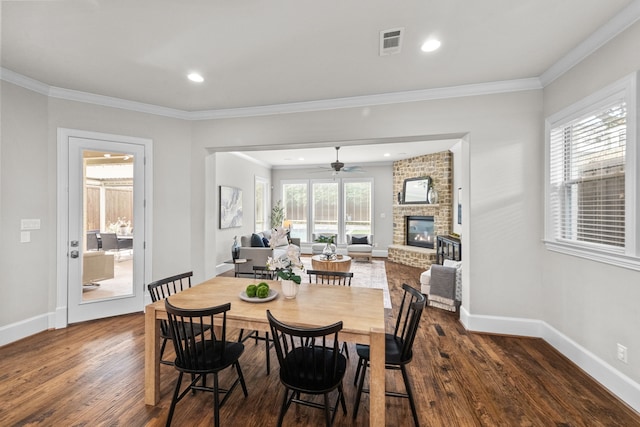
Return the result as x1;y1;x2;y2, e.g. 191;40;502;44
56;128;153;328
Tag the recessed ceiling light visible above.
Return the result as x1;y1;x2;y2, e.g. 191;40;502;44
421;39;441;53
298;157;305;161
383;153;390;157
103;153;111;158
187;72;204;83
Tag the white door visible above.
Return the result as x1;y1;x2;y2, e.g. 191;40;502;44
67;136;146;323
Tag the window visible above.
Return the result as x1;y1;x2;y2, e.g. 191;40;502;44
312;181;339;236
344;180;372;236
282;178;373;243
545;73;639;269
283;182;308;241
255;176;269;232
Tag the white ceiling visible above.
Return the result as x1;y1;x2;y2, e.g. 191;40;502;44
2;0;638;166
2;0;636;113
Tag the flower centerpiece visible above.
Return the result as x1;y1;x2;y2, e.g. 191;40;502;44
266;228;304;283
267;228;304;298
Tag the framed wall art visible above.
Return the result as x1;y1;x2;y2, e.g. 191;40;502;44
219;185;243;229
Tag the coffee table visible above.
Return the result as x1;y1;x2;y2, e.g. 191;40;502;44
310;254;352;272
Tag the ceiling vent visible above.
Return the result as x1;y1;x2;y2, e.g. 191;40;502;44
379;27;404;56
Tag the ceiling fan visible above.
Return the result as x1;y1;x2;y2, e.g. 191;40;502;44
323;146;364;174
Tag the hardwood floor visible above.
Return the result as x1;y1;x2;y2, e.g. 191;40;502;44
1;261;638;426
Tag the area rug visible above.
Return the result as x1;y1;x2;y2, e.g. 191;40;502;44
300;257;391;309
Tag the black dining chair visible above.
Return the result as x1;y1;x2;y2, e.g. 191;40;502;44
307;269;353;286
306;269;354;358
147;272;210;366
252;265;276;279
352;283;426;427
165;299;248;427
267;309;348;427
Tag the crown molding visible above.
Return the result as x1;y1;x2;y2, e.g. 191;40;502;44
191;78;542;120
540;0;640;86
47;86;193;120
0;68;50;95
1;66;541;120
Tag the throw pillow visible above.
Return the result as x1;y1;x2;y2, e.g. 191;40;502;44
352;236;369;245
262;237;270;247
250;233;265;247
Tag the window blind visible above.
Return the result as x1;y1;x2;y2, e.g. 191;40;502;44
549;101;627;248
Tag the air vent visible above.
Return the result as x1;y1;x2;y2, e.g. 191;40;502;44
379;27;404;56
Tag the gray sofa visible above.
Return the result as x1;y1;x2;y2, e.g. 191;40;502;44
236;230;300;275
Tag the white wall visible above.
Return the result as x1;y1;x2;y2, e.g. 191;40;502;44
0;83;194;336
542;21;640;385
0;82;50;327
209;152;272;277
191;90;545;322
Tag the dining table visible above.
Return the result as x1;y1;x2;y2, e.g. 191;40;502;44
144;275;386;427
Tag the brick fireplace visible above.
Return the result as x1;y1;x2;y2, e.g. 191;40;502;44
388;151;452;269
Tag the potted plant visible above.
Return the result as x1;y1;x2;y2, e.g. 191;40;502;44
271;200;285;229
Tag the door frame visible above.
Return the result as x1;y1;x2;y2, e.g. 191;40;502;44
56;128;153;328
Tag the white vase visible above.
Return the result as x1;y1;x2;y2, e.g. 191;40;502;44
281;279;299;299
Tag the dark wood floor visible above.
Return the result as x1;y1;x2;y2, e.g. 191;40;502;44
1;261;638;426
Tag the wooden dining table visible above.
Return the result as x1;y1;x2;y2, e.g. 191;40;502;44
144;275;386;426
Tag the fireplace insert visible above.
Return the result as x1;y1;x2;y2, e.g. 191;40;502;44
406;215;435;249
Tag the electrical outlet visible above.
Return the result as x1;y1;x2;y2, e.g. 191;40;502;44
617;343;628;363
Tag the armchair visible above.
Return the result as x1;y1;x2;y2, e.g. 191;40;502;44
346;234;373;261
420;259;462;312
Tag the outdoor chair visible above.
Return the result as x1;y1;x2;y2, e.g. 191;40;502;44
100;232;132;261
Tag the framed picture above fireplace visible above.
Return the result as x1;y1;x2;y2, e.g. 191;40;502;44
402;176;431;204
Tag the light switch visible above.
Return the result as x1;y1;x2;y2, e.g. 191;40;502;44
20;231;31;243
380;213;386;219
21;219;41;230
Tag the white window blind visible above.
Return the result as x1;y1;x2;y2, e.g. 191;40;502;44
549;100;626;249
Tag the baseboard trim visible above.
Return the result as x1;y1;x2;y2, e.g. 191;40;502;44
0;312;54;347
461;310;640;413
